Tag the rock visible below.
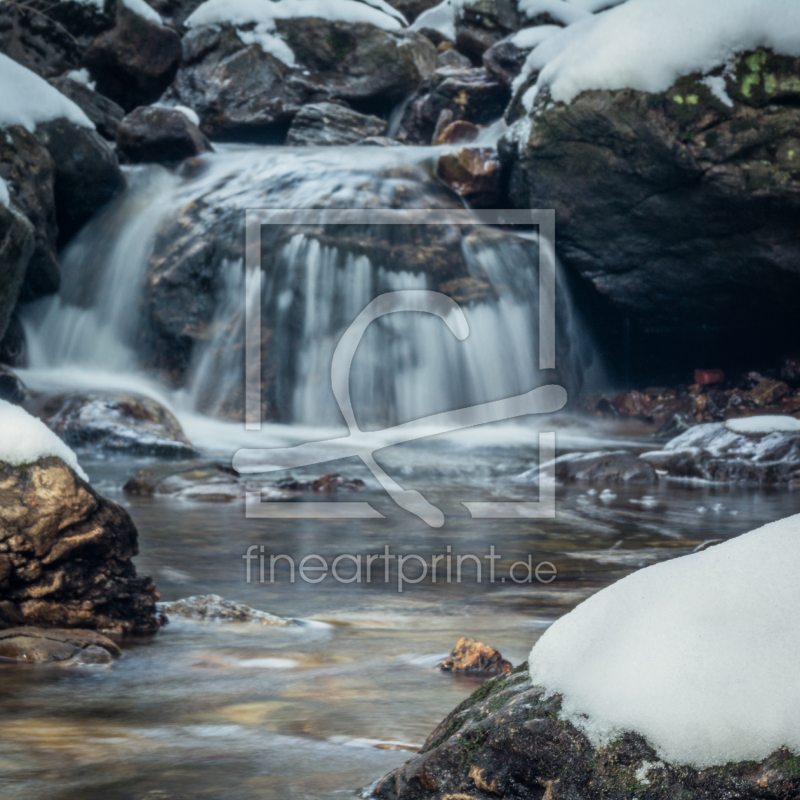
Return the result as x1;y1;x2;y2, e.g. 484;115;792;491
158;595;293;626
144;0;206;28
483;34;531;85
30;391;197;457
438;637;512;676
438;48;472;69
396;67;510;145
0;365;26;405
285;102;387;146
611;388;693;426
521;450;658;484
434;119;481;144
0;627;120;665
34;118;126;245
0;313;26;366
368;663;800;800
501;49;800;356
694;368;725;386
388;0;441;24
0;456;162;635
0;127;58;300
0;202;35;340
356;136;402;147
84;4;182;112
781;357;800;388
116;106;211;163
652;412;697;442
163;20;437;140
275;473;365;493
454;0;523;62
0;0;114;79
436;147;501;207
641;422;800;484
48;76;126;141
747;379;789;407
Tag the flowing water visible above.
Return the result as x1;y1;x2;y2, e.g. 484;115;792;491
5;145;799;799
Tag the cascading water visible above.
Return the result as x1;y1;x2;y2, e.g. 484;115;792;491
20;144;604;448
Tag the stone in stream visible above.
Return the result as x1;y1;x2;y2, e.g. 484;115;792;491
0;456;162;635
366;663;800;800
0;627;120;665
0;365;26;405
0;202;34;341
29;391;198;458
159;595;293;627
285;102;387;147
518;450;658;485
116;106;212;164
436;147;502;207
48;75;126;142
483;33;534;86
438;637;512;677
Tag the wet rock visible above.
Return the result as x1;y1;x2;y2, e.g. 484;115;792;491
483;34;531;85
84;4;182;111
356;136;403;147
368;664;800;800
454;0;523;63
116;106;211;164
438;275;495;304
0;627;120;665
436;147;501;207
611;388;693;426
0;456;162;635
439;637;512;676
34;118;126;245
48;76;126;141
159;595;293;627
694;368;725;386
522;450;658;484
0;314;26;366
30;391;197;458
397;67;510;144
163;20;437;140
275;473;365;493
438;48;472;69
747;379;789;407
641;421;800;484
285;102;387;146
434;119;481;144
500;49;800;348
0;202;35;340
0;365;26;405
0;0;114;79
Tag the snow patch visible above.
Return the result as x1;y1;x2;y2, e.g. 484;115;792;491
519;0;591;25
0;399;88;481
726;415;800;435
64;68;97;90
121;0;163;23
236;23;297;65
529;513;800;766
174;105;201;126
701;74;734;107
0;177;9;208
0;54;94;132
511;25;563;49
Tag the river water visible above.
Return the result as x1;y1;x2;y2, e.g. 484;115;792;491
4;146;799;799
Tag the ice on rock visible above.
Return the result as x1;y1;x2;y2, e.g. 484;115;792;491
529;513;800;766
0;399;88;481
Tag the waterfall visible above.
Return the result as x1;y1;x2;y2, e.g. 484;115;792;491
20;144;604;441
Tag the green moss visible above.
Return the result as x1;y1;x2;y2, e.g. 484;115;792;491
686;94;699;105
326;30;355;61
673;95;684;104
457;730;489;767
778;754;800;778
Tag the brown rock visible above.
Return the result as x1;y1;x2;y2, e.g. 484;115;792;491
438;637;512;676
0;626;120;665
612;389;653;418
434;120;481;145
747;379;790;407
116;106;211;164
0;365;26;405
436;147;501;207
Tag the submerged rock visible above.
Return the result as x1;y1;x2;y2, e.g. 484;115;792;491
0;627;120;665
439;637;512;676
116;106;211;163
159;595;293;627
368;664;800;800
519;450;658;484
31;391;197;458
285;102;387;146
0;456;162;635
48;76;126;141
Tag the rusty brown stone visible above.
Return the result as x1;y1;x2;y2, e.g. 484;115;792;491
438;637;512;676
436;147;501;207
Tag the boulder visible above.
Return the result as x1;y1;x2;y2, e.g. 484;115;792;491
84;4;182;111
396;67;510;145
116;106;211;163
500;49;800;357
641;421;800;484
0;365;26;405
0;314;26;366
48;76;126;141
483;34;532;85
436;147;502;207
158;594;293;626
34;118;126;245
438;637;512;676
0;202;35;339
285;102;387;146
30;391;197;458
454;0;523;62
519;450;658;484
438;48;472;69
368;664;800;800
163;20;438;140
0;456;162;635
0;126;59;300
0;626;120;665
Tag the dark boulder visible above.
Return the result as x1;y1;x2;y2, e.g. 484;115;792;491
49;75;126;141
116;106;211;163
519;450;659;484
396;67;510;144
0;202;35;340
0;364;26;405
483;34;532;85
0;627;120;665
285;102;387;146
454;0;523;63
0;456;162;635
0;313;26;366
84;4;182;111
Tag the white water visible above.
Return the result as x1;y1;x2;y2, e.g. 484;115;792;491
19;145;603;453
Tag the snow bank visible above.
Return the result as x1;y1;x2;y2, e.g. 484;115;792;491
0;177;9;209
186;0;404;32
726;416;800;435
0;399;88;481
529;513;800;766
518;0;800;110
0;54;94;132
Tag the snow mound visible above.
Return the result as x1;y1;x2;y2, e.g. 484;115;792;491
518;0;800;110
0;177;9;208
0;54;94;132
529;513;800;766
726;416;800;435
186;0;404;32
0;399;88;481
